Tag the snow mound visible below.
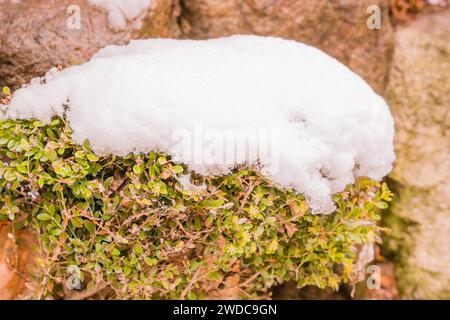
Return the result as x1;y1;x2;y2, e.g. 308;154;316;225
88;0;153;30
5;35;395;214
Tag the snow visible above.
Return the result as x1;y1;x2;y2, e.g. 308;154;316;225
427;0;447;6
179;175;207;194
88;0;153;30
4;35;395;214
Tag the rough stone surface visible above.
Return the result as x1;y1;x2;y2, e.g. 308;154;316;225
384;9;450;299
0;0;181;89
1;0;394;94
179;0;395;94
0;222;37;300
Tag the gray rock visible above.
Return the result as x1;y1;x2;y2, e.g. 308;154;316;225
384;9;450;299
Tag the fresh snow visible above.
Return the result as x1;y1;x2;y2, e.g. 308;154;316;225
88;0;153;30
427;0;447;6
4;35;395;214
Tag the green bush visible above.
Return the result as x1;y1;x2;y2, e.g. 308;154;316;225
0;116;392;299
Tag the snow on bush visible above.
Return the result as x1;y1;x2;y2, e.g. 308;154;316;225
88;0;153;30
4;35;395;214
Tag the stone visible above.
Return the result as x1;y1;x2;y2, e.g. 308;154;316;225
179;0;395;94
384;8;450;299
0;0;181;89
1;0;394;94
0;222;38;300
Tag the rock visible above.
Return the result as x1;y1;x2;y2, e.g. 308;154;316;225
353;260;399;300
179;0;394;94
0;0;181;89
0;223;38;300
1;0;393;94
384;8;450;299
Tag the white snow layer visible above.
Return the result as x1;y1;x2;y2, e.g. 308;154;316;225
88;0;153;30
5;36;395;214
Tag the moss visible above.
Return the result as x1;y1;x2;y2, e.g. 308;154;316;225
0;116;392;299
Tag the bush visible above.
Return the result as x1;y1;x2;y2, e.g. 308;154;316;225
0;116;392;299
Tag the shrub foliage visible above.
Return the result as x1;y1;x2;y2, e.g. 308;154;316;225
0;116;392;299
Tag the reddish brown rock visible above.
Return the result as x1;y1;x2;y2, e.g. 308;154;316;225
0;222;38;300
0;0;181;89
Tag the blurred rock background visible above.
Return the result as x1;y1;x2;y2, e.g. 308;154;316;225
383;7;450;299
0;0;448;299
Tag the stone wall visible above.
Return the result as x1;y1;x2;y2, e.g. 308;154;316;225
384;8;450;299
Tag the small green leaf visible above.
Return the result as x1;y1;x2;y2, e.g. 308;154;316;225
83;139;91;151
144;257;157;266
87;154;99;162
375;201;388;209
207;271;223;282
2;86;11;95
37;213;51;221
71;217;84;228
33;120;45;127
134;245;144;255
47;149;58;162
133;164;142;175
157;157;167;165
172;165;184;174
84;220;95;233
123;265;132;277
103;176;114;189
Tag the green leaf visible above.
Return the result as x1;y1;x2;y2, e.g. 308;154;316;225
87;154;99;162
111;247;121;256
375;201;388;209
133;164;142;175
123;265;132;277
144;257;157;266
104;176;114;189
33;120;45;127
74;150;85;159
80;184;92;197
47;149;58;162
84;220;95;233
71;217;84;228
172;165;184;174
37;178;45;188
157;157;167;165
83;139;91;151
207;271;223;282
261;198;273;207
16;162;29;174
37;213;51;221
48;204;56;216
134;245;144;255
2;86;11;95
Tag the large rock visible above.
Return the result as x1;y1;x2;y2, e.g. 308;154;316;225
0;0;181;89
179;0;394;93
384;9;450;299
1;0;394;94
